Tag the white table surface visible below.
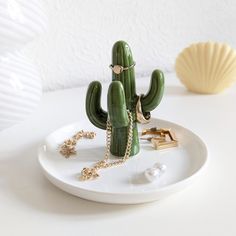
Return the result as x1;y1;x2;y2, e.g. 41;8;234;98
0;72;235;236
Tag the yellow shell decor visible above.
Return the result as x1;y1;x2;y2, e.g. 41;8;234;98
175;42;236;94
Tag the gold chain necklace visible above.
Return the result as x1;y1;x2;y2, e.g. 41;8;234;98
80;110;133;181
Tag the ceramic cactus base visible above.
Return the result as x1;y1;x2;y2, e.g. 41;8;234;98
86;41;164;157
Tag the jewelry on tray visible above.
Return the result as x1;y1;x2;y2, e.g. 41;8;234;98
59;130;96;158
141;127;178;150
136;95;151;124
144;162;167;182
80;110;133;181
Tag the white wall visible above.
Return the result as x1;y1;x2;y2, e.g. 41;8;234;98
23;0;236;91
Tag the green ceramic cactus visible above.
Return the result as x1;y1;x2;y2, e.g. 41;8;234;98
86;41;164;157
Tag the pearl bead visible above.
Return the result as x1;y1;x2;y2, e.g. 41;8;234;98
153;163;167;173
144;168;160;182
144;163;166;182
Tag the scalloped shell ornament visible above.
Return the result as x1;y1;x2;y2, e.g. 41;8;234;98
175;42;236;94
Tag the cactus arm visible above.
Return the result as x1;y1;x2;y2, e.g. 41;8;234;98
108;81;129;128
85;81;107;130
141;69;165;112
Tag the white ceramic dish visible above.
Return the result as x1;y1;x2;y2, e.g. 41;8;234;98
38;118;208;204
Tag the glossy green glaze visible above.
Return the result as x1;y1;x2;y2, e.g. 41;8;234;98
85;41;165;157
86;81;107;130
107;81;128;128
141;69;165;112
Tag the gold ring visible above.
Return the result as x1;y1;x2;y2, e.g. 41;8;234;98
109;62;136;74
136;95;150;124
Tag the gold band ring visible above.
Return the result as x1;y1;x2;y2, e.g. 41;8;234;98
136;95;150;124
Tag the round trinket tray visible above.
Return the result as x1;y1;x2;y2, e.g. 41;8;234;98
38;118;207;204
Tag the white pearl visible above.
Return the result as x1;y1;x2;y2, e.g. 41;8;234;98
144;167;161;182
153;163;167;173
144;163;166;182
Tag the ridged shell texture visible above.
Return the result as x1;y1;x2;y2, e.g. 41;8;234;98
175;42;236;94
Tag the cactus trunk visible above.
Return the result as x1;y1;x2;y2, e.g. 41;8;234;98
107;41;139;156
110;124;139;156
112;41;137;110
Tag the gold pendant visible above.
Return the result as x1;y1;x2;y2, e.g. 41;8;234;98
80;167;99;181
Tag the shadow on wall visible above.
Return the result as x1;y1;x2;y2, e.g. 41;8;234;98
24;0;236;91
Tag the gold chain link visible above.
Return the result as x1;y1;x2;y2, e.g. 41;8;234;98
80;111;133;181
60;130;96;158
